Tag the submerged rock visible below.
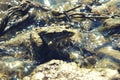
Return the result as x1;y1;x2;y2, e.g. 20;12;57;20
0;56;35;79
29;26;98;67
23;60;120;80
95;56;120;69
92;0;120;15
97;46;120;62
1;25;120;69
0;0;120;79
97;18;120;37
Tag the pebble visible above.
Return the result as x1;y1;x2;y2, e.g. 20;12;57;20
23;76;30;80
31;72;45;80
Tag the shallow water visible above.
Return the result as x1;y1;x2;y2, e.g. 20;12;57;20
0;0;120;79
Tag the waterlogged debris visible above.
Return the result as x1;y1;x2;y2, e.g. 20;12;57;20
0;0;118;37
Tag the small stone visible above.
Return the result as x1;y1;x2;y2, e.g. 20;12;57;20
23;76;30;80
31;72;45;80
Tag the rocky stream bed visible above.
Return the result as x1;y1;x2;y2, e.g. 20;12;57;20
0;0;120;80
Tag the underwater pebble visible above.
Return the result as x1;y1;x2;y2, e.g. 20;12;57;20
31;72;45;80
23;76;30;80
